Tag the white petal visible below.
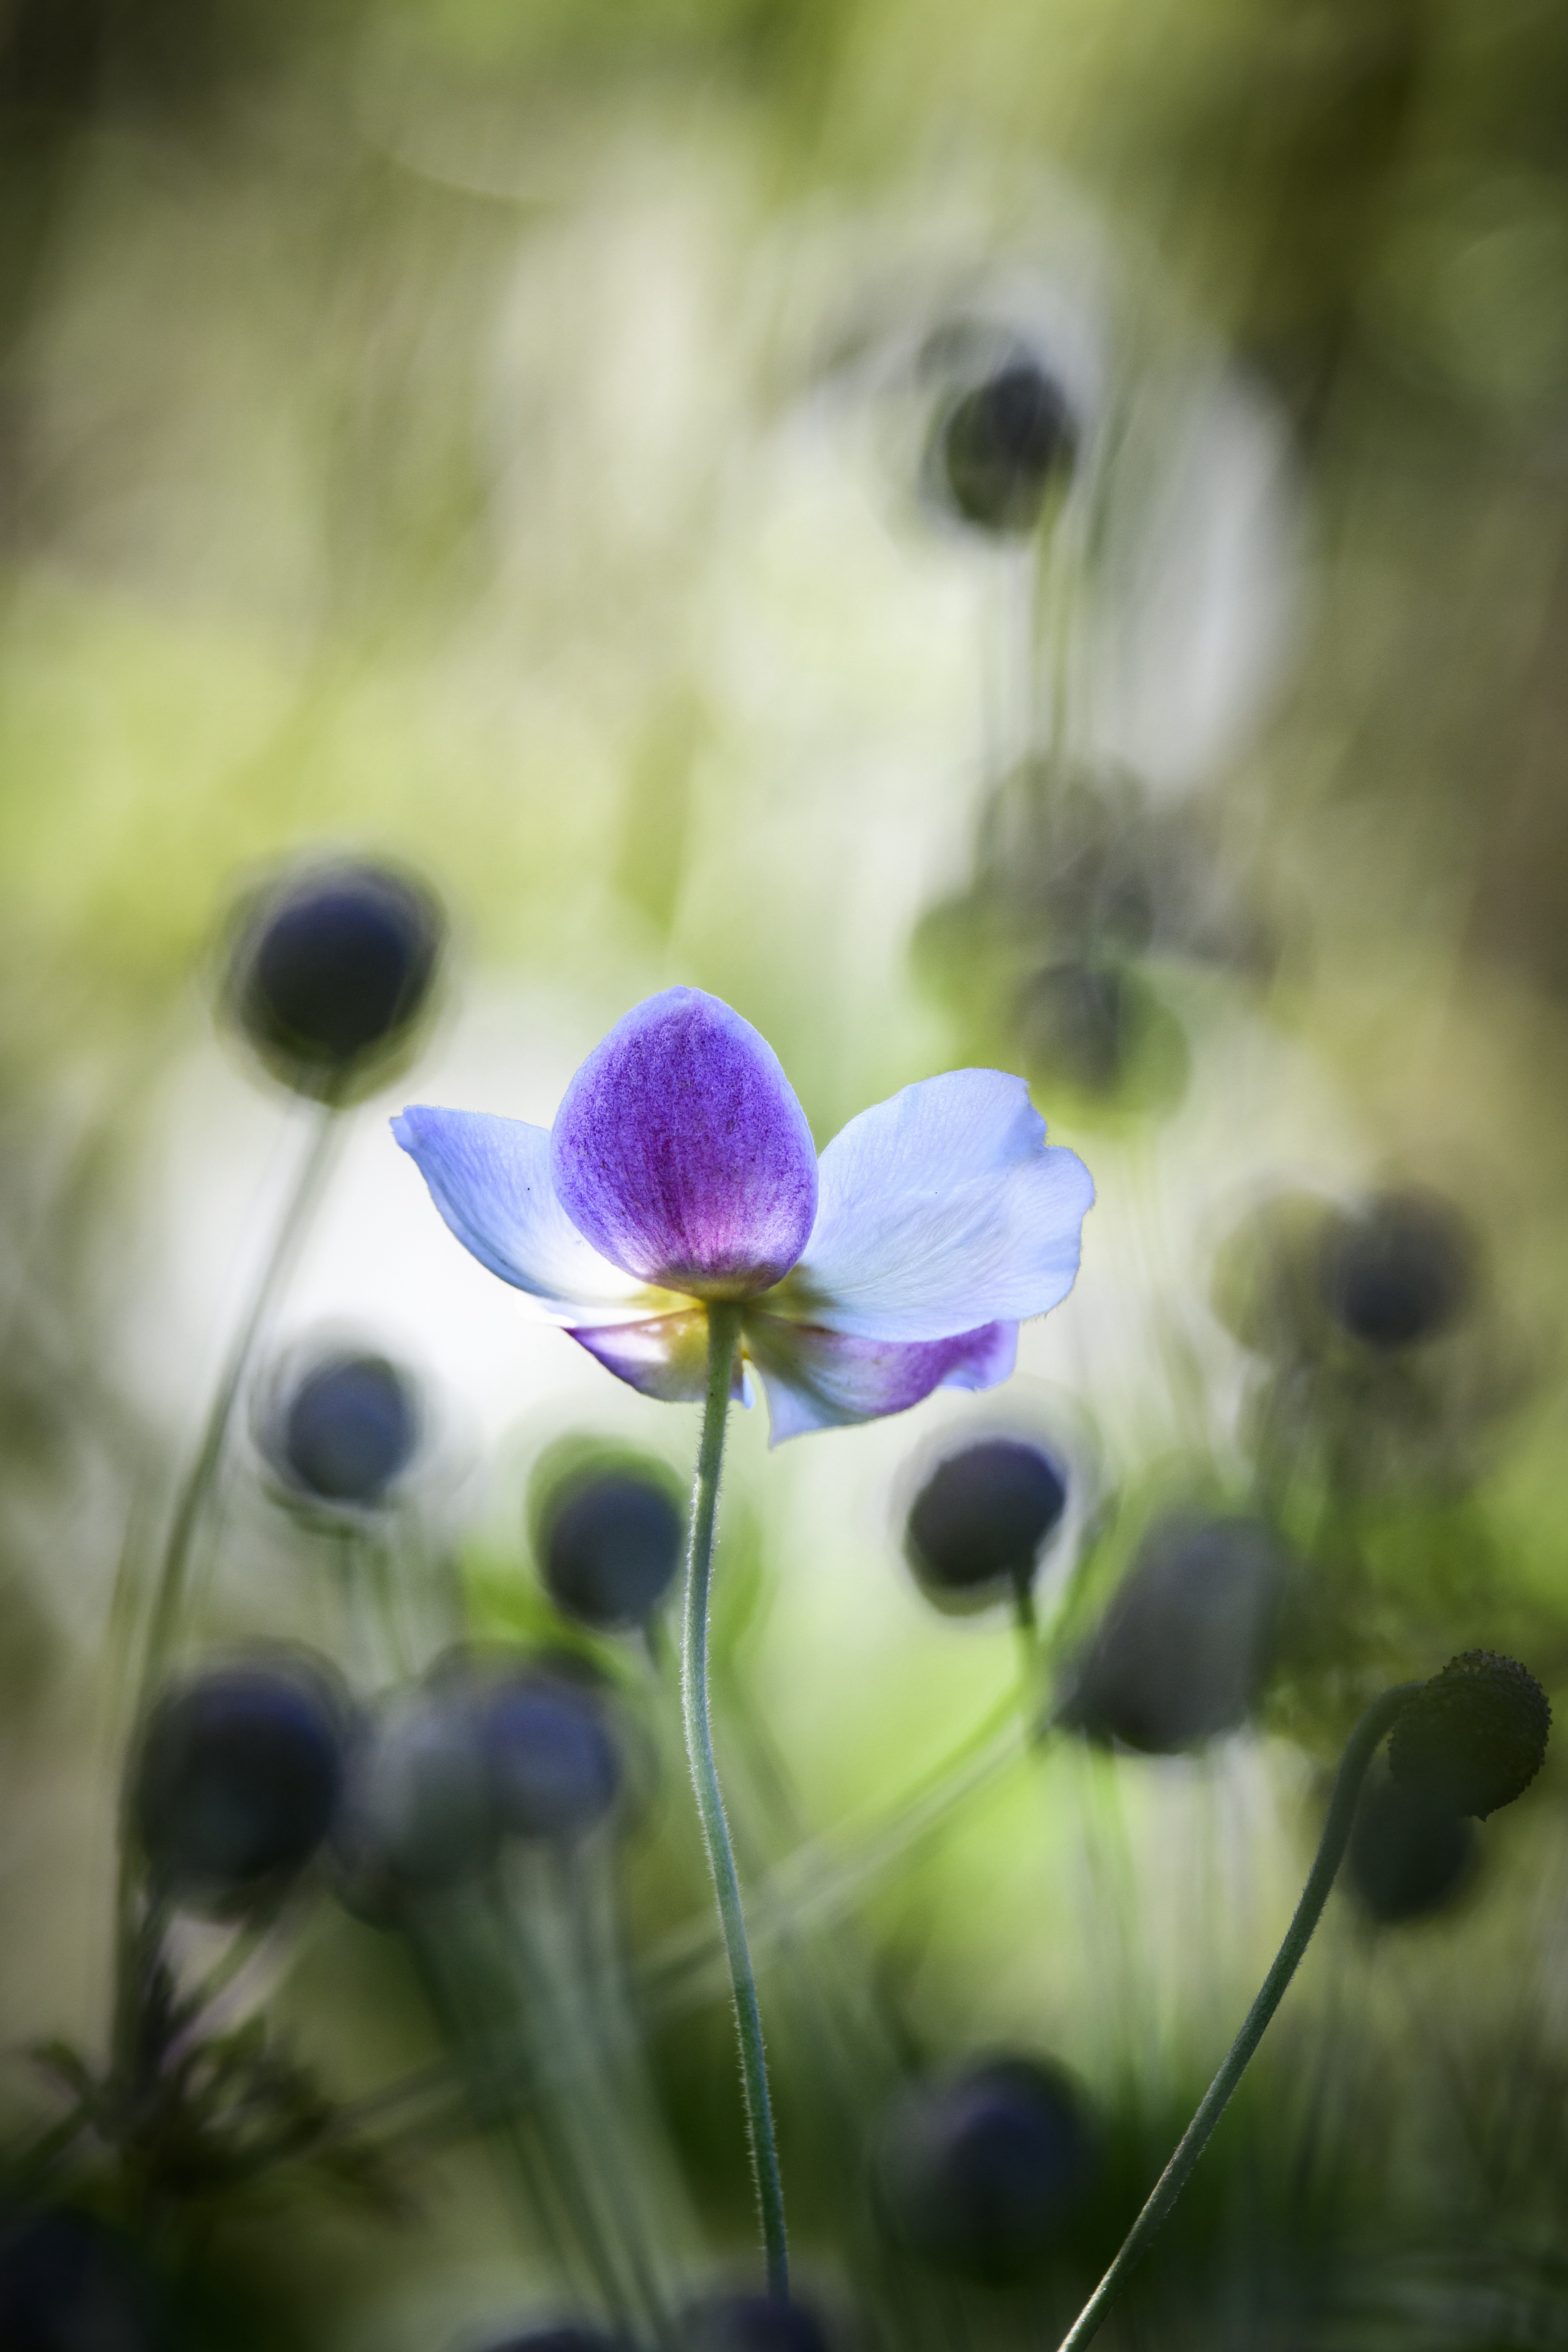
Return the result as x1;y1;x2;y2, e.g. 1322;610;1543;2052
775;1071;1093;1342
393;1107;679;1326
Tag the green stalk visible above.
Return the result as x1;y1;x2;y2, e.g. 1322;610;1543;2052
682;1300;789;2302
136;1101;341;1697
110;1103;341;2123
1056;1682;1420;2352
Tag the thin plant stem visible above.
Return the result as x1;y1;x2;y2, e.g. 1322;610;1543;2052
1056;1682;1420;2352
135;1101;342;1697
681;1300;789;2302
110;1103;341;2118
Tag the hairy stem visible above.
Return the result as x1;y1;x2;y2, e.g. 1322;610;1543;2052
1057;1682;1421;2352
681;1300;789;2302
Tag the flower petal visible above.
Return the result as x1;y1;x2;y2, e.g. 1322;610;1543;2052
774;1071;1093;1342
744;1311;1017;1446
550;988;819;1299
568;1310;747;1404
394;1107;674;1325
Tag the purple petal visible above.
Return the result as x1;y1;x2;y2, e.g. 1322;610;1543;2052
394;1106;668;1324
774;1070;1093;1342
743;1311;1017;1445
551;988;819;1298
568;1310;748;1404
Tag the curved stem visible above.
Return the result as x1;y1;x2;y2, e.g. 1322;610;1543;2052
681;1300;789;2303
1056;1682;1420;2352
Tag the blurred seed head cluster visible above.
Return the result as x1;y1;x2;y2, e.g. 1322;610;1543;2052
5;0;1568;2348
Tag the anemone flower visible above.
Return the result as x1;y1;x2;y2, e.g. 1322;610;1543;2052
393;987;1092;1446
393;984;1093;2307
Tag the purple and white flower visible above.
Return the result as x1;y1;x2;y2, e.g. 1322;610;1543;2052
394;988;1093;1444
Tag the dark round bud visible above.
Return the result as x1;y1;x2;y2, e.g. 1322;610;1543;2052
225;860;443;1101
542;1468;684;1631
874;2057;1096;2285
905;1439;1067;1614
1059;1515;1281;1754
276;1352;420;1508
0;2207;165;2352
131;1661;345;1901
936;362;1075;535
682;2295;832;2352
1346;1768;1476;1925
1387;1651;1550;1820
333;1686;498;1917
483;1672;622;1843
1317;1190;1476;1351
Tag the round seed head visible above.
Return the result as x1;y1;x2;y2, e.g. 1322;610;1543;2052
333;1684;498;1918
1059;1514;1281;1754
131;1660;345;1903
1346;1768;1476;1925
1318;1190;1476;1351
682;2295;832;2352
874;2057;1096;2285
483;1670;622;1844
936;361;1075;534
276;1351;420;1508
904;1439;1067;1614
225;859;443;1101
1388;1650;1550;1820
542;1467;684;1630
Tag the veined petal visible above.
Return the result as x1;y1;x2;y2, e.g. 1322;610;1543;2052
394;1107;676;1326
773;1070;1093;1343
744;1310;1017;1447
550;988;819;1300
568;1310;748;1405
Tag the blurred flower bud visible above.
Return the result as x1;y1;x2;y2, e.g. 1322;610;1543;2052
1388;1651;1550;1820
0;2207;165;2352
334;1682;498;1917
266;1348;422;1511
1317;1190;1477;1352
540;1460;684;1631
682;2294;832;2352
931;358;1076;534
904;1437;1067;1615
1345;1767;1477;1925
131;1658;346;1906
482;1667;623;1844
224;859;444;1103
1058;1514;1282;1753
873;2057;1097;2284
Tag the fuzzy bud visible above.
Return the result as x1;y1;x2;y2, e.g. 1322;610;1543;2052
1388;1651;1550;1820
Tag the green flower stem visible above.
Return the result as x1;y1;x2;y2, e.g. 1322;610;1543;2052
1057;1681;1421;2352
110;1105;341;2126
137;1102;341;1697
682;1298;789;2304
